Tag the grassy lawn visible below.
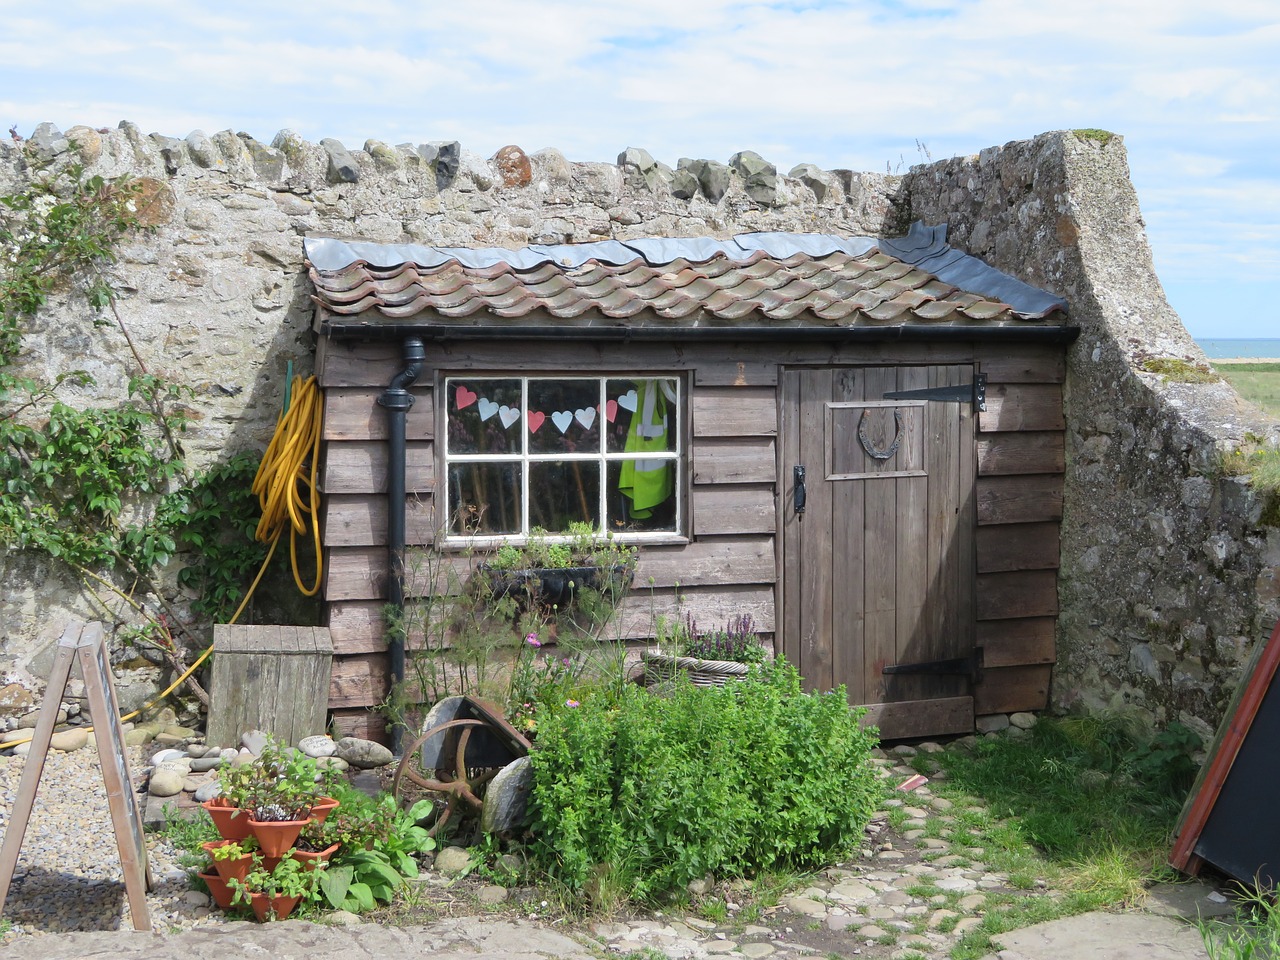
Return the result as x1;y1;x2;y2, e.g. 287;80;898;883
915;716;1197;960
1212;362;1280;418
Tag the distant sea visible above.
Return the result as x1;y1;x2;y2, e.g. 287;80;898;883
1196;339;1280;359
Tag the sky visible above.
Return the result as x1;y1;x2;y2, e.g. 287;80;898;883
2;0;1276;339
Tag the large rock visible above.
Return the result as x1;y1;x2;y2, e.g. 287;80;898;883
480;756;532;834
299;735;337;758
334;736;393;769
434;845;472;876
50;729;88;752
493;145;532;188
148;768;184;797
320;138;360;184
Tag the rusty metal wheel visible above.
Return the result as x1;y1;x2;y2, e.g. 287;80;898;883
392;718;499;837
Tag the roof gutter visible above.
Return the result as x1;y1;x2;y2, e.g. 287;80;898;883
320;322;1082;345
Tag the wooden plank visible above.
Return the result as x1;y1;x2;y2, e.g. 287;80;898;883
978;349;1066;384
694;361;778;387
862;367;896;702
977;618;1056;667
329;707;390;745
977;432;1065;477
321;440;434;494
323;494;435;547
607;584;776;641
974;664;1051;715
976;522;1061;573
956;364;978;692
692;437;776;484
859;697;973;741
692;386;777;438
330;652;391;709
977;384;1064;433
634;537;776;588
322;387;434;441
692;484;776;536
892;366;930;704
976;475;1064;525
975;570;1059;620
800;368;834;693
830;367;866;702
780;369;803;677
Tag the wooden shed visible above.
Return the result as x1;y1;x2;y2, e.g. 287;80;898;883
306;224;1077;742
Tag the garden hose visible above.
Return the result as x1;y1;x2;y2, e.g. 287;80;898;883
0;373;326;751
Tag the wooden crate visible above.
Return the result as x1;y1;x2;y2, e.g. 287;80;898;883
206;625;333;748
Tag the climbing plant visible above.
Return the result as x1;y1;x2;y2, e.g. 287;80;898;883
0;153;265;701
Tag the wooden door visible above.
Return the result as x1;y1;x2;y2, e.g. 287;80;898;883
780;365;977;740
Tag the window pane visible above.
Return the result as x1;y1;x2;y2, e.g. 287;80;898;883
608;460;677;533
527;379;603;455
606;378;678;454
528;461;601;532
449;462;521;534
447;378;521;455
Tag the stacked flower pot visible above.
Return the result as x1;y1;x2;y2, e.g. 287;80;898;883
195;739;341;921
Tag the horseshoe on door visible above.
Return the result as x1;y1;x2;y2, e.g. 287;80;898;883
857;408;904;461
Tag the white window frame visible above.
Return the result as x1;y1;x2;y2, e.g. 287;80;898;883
442;373;684;545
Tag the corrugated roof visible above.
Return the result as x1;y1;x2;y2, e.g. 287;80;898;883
305;224;1067;328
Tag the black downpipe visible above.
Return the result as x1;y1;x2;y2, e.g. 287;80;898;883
377;336;425;756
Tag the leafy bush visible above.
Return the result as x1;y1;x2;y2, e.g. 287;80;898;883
526;658;880;903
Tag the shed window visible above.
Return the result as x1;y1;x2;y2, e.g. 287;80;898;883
444;376;681;539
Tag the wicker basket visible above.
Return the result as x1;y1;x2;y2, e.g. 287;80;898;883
641;652;751;687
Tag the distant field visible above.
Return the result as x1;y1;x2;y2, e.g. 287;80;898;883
1212;362;1280;418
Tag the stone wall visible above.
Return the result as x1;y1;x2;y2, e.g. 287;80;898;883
903;131;1280;742
2;122;1277;739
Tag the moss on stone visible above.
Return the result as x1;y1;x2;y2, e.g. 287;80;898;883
1073;129;1116;146
1140;357;1220;383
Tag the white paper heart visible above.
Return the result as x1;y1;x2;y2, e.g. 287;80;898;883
574;406;597;430
618;389;638;412
551;410;574;434
498;405;520;429
477;397;499;421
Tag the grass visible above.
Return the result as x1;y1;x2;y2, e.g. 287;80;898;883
1213;361;1280;418
1199;885;1280;960
924;716;1195;960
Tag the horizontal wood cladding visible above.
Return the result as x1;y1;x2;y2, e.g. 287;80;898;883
978;384;1064;433
330;652;390;709
326;582;775;659
693;437;776;484
977;617;1056;667
323;387;434;441
976;432;1064;476
976;522;1061;573
328;707;389;744
975;570;1059;620
324;534;776;603
322;440;434;494
692;485;776;535
323;494;435;547
692;386;777;438
317;339;1067;390
974;664;1052;715
976;475;1063;525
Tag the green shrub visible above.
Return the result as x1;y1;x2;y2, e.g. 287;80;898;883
526;658;881;903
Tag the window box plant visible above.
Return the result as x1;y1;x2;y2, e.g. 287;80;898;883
479;524;636;609
642;614;769;687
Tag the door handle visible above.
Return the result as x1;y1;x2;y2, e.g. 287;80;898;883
793;465;806;517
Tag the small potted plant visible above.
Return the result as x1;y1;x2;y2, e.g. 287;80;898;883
242;739;331;857
289;819;340;872
228;855;321;922
202;760;256;841
643;613;768;686
202;835;261;885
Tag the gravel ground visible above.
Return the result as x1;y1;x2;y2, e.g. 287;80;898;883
0;746;228;942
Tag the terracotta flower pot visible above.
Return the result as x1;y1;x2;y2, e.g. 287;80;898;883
202;840;255;885
309;796;340;824
290;841;340;872
202;798;253;842
197;870;235;910
247;816;312;858
249;891;301;922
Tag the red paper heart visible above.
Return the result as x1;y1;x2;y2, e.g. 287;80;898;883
527;411;546;433
455;385;477;409
605;400;618;423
